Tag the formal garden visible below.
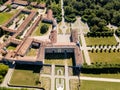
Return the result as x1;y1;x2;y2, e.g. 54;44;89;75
55;65;65;75
40;65;51;75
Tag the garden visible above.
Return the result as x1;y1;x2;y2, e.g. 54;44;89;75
32;22;51;36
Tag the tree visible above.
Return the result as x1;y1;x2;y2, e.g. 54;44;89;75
64;6;73;15
40;24;48;34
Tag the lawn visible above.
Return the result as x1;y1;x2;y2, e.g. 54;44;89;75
41;65;51;75
44;59;73;66
39;77;51;90
89;52;120;64
7;43;17;50
81;73;120;79
80;80;120;90
70;79;120;90
10;64;42;87
45;53;73;66
7;46;16;50
0;11;17;25
85;36;117;46
26;48;37;56
32;22;51;36
55;66;65;75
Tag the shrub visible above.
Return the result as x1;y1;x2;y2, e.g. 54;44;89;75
40;24;49;34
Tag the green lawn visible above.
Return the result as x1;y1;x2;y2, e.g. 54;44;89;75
10;64;41;87
44;59;73;66
26;48;37;56
85;36;117;46
70;79;120;90
41;65;51;75
45;53;74;66
80;80;120;90
7;43;17;50
55;66;65;75
89;52;120;64
0;11;17;25
7;46;16;50
81;73;120;79
32;22;51;36
39;77;51;90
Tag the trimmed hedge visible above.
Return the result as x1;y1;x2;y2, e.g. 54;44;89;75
81;63;120;74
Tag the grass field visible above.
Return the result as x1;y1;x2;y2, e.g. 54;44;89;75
26;48;37;56
7;43;17;50
70;79;120;90
85;36;117;45
10;64;41;87
7;46;16;50
55;66;65;75
39;77;51;90
80;80;120;90
32;22;51;36
45;53;73;66
45;59;73;66
41;65;51;75
0;10;17;25
81;73;120;79
89;52;120;64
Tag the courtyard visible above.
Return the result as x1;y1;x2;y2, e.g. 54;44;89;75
44;53;75;66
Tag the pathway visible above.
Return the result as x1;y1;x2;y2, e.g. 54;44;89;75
59;0;68;35
70;76;120;83
51;64;55;90
73;17;91;65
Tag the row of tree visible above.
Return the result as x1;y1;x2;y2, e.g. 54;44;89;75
87;31;114;37
81;63;120;74
89;48;120;53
